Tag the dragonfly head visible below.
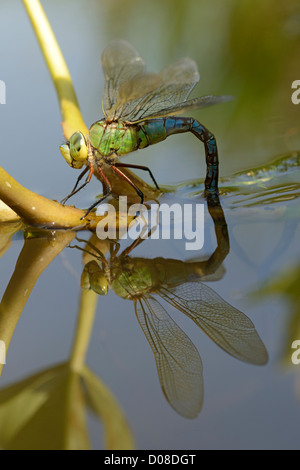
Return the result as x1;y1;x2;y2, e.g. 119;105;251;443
81;260;108;296
59;132;88;169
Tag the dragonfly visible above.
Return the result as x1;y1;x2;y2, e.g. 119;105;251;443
75;236;268;419
60;40;232;216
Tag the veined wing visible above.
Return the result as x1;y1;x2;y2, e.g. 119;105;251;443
115;57;200;122
160;282;268;365
127;95;233;123
135;296;203;419
103;48;200;121
101;39;146;117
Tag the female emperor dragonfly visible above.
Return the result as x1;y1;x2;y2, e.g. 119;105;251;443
60;40;232;216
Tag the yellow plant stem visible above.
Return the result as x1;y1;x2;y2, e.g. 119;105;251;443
0;166;88;228
22;0;87;139
0;167;135;230
22;0;160;201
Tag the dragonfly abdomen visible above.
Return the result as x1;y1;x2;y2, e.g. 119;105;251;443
140;117;219;193
138;117;191;148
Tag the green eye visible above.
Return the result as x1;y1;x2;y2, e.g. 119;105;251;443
59;143;73;166
69;132;88;162
59;132;88;169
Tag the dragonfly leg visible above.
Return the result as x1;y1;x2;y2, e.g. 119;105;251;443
81;166;112;219
111;165;144;204
61;165;91;205
71;236;109;267
110;241;121;258
114;162;160;190
121;234;150;257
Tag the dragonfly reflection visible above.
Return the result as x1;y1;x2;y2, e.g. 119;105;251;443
73;202;268;418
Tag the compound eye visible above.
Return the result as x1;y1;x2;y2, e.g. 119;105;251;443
81;261;108;296
59;143;72;166
69;132;88;163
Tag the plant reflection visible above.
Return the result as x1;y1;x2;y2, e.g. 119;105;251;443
75;195;268;419
254;263;300;364
0;227;134;450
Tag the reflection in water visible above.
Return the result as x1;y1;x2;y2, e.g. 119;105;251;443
76;196;268;418
0;228;134;450
176;150;300;279
254;263;300;363
0;196;268;449
177;150;300;206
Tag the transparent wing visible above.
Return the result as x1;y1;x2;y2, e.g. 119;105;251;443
101;40;231;122
135;296;203;419
101;39;146;117
118;57;200;121
127;95;234;123
102;47;201;121
160;282;268;365
116;57;200;122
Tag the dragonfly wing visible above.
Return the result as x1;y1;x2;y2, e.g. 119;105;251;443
121;57;200;122
160;282;268;365
101;39;146;118
109;72;163;121
127;95;234;122
102;47;201;122
101;41;231;122
135;296;203;419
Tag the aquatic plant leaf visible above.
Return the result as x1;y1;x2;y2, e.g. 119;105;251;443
82;366;135;450
0;363;90;450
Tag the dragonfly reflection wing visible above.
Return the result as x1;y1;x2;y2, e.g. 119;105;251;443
135;296;203;418
128;95;234;122
101;39;146;117
161;282;268;365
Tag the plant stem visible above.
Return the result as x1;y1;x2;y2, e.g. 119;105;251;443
69;290;98;373
0;230;76;376
0;166;89;228
22;0;88;139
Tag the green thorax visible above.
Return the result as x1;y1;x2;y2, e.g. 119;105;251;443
111;258;165;300
89;120;148;157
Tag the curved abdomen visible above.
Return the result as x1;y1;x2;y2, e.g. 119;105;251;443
139;117;219;194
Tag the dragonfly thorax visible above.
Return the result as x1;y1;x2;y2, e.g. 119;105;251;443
89;119;148;159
